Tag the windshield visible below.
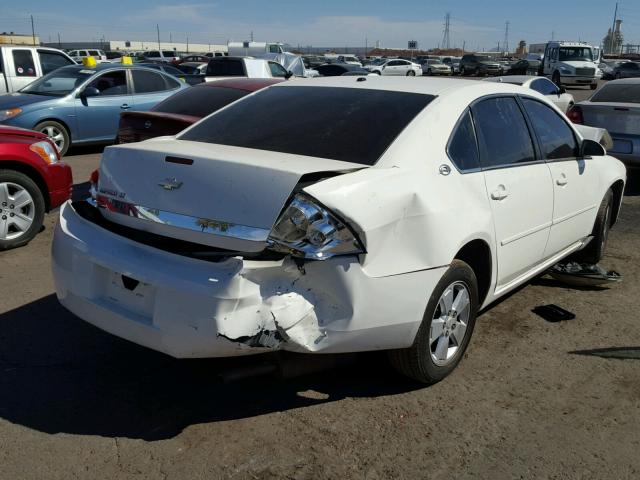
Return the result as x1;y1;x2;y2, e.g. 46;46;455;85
180;86;435;165
20;68;94;96
559;47;593;62
590;83;640;104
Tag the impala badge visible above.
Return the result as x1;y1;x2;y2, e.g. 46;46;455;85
158;178;183;190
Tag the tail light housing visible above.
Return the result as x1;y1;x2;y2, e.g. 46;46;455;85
89;169;99;201
566;105;583;124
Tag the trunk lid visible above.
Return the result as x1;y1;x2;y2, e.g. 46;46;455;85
580;101;640;135
97;139;362;251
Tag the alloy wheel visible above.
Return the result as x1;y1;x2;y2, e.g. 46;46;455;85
42;125;65;152
429;281;471;366
0;182;35;240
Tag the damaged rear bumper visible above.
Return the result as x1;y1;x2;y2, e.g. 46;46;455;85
52;201;447;358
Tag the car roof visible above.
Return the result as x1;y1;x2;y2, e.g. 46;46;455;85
604;78;640;85
195;77;285;91
484;75;542;85
271;76;543;99
56;63;164;73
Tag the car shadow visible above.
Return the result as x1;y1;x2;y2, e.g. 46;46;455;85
569;346;640;360
65;144;107;157
72;181;90;201
0;295;420;441
624;167;640;196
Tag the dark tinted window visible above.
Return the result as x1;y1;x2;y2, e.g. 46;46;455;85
86;70;128;95
530;78;558;95
159;64;183;75
132;70;167;93
473;97;535;168
316;64;345;76
146;51;159;57
12;50;36;76
590;83;640;103
162;51;175;57
447;110;480;171
153;86;248;117
522;98;578;159
180;86;435;165
206;59;245;76
622;62;639;70
38;50;74;74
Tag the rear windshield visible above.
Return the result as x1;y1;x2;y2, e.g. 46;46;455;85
153;86;249;117
206;59;245;76
590;83;640;104
180;86;435;165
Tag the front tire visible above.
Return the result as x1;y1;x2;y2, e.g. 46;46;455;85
0;170;45;250
571;189;613;264
34;120;70;157
389;260;479;384
407;70;416;76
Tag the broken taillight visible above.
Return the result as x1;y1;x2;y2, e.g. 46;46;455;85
566;105;584;124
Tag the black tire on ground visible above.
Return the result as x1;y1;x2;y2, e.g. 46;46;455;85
375;70;382;75
552;71;562;87
388;260;479;384
590;83;598;90
460;66;466;76
0;170;46;250
570;189;613;264
34;120;70;157
407;70;416;76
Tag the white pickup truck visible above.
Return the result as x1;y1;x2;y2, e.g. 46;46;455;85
0;45;75;94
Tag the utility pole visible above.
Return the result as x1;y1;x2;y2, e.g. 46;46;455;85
250;30;254;42
365;37;368;56
462;40;465;53
170;32;172;43
186;36;189;53
610;2;618;54
503;21;510;53
442;13;451;50
30;14;36;46
551;30;555;41
156;24;160;49
57;32;61;48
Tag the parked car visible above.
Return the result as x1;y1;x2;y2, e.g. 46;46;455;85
52;77;625;385
205;56;291;81
609;62;640;80
105;51;125;62
143;50;180;64
598;60;625;80
422;59;452;76
459;54;502;76
369;59;422;76
316;64;370;76
67;49;108;63
302;55;325;69
173;54;210;65
0;63;188;156
0;125;72;249
117;78;284;144
337;55;362;67
0;45;75;94
505;59;541;75
137;62;205;86
567;78;640;166
177;62;208;75
484;76;575;112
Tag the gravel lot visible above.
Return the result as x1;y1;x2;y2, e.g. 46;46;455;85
1;80;639;479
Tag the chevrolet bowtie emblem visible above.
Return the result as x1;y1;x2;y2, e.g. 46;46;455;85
158;178;183;190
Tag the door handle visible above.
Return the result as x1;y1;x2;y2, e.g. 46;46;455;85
490;186;508;200
556;174;568;186
120;104;130;109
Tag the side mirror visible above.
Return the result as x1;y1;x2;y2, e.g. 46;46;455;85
285;70;293;79
581;139;606;157
558;86;566;94
81;86;100;98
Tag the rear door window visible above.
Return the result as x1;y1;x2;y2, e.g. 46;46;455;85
521;98;579;160
132;70;169;93
12;50;37;76
38;50;75;74
472;96;536;168
146;51;160;58
447;110;480;171
180;86;435;165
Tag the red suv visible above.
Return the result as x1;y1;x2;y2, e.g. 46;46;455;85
0;125;72;249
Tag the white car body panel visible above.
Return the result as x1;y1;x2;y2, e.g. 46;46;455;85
52;77;627;358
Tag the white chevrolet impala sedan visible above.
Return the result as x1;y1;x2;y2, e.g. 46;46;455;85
52;77;626;384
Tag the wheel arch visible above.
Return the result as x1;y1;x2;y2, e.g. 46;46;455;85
0;161;50;211
609;179;625;227
454;239;492;307
33;117;73;144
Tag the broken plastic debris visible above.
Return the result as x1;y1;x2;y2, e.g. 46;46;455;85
548;262;622;287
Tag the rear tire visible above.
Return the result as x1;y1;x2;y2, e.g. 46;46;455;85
570;189;613;264
0;170;45;250
388;260;479;384
407;70;416;76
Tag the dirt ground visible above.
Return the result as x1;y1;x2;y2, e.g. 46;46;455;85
1;83;639;479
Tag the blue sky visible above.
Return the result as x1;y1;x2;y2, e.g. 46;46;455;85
1;1;638;50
